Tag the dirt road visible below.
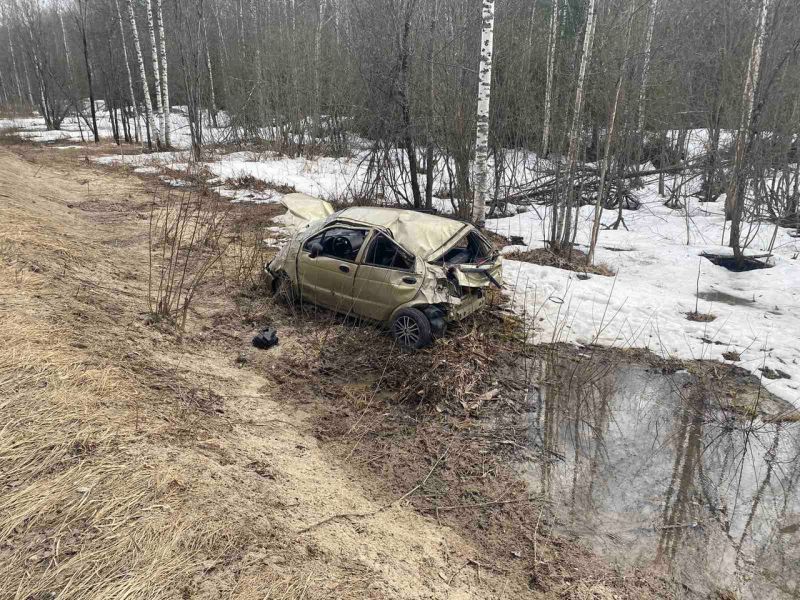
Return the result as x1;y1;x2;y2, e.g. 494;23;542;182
0;145;517;599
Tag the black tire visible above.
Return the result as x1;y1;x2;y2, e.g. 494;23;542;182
272;271;295;304
391;308;433;350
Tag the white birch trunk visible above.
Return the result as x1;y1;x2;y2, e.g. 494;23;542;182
331;0;340;46
541;0;560;157
116;0;141;143
249;0;263;122
637;0;657;136
156;0;170;146
473;0;496;226
526;3;537;49
557;0;598;246
314;0;324;134
212;1;229;72
23;63;34;106
24;16;49;124
146;0;162;145
726;0;771;222
58;9;71;74
237;0;244;50
249;0;262;71
202;14;217;126
127;0;159;147
4;9;24;101
588;5;634;263
0;69;6;106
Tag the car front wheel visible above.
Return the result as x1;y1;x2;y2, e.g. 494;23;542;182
391;308;432;350
272;271;295;304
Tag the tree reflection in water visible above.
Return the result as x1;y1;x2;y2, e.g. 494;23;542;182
523;350;800;599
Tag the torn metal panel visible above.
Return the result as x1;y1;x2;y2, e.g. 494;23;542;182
280;193;335;227
336;206;468;259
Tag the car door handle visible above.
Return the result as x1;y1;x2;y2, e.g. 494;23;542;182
402;276;417;284
339;265;350;273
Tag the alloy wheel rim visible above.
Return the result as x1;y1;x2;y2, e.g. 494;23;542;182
395;316;420;347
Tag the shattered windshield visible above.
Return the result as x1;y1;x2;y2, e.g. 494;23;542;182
435;230;495;265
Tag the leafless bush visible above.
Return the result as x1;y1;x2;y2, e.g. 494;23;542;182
686;311;717;323
505;247;616;277
224;173;297;195
223;226;272;291
148;190;228;330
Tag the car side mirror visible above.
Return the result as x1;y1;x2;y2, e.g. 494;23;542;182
309;242;323;259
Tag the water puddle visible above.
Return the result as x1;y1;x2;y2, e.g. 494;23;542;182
697;290;755;307
521;354;800;598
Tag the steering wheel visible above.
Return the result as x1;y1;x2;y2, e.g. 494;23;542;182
332;235;352;258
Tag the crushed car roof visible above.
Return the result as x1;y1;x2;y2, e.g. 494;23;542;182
280;194;472;259
335;207;469;259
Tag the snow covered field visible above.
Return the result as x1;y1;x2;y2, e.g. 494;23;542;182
0;109;231;148
2;114;798;407
493;195;800;406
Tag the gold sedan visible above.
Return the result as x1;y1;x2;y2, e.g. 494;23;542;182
266;194;503;349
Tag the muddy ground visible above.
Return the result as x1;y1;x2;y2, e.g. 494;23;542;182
1;140;794;599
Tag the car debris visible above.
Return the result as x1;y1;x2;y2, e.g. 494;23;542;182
252;327;279;350
265;193;504;350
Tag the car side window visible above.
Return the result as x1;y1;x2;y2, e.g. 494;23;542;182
364;233;414;271
304;227;367;262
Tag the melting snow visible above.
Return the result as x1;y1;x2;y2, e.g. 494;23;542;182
3;114;798;407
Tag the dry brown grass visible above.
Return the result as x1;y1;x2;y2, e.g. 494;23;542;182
1;144;530;600
224;174;297;195
722;350;741;361
686;310;717;322
278;315;682;600
506;247;615;277
0;312;253;599
0;149;280;599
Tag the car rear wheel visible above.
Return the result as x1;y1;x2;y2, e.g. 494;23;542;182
391;308;432;350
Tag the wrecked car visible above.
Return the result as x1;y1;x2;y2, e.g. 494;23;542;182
265;193;503;349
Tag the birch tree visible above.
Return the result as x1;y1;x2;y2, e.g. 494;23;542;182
146;0;163;146
156;0;170;146
115;0;140;143
58;4;71;74
424;0;437;210
727;0;771;259
473;0;495;226
588;3;635;264
398;0;421;209
127;0;158;148
74;0;98;142
202;9;217;127
313;0;324;134
541;0;560;157
637;0;657;136
2;3;24;102
554;0;598;249
18;0;54;126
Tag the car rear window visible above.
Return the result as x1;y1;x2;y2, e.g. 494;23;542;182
364;234;414;270
436;230;494;265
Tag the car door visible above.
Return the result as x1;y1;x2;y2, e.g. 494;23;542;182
352;232;422;322
296;225;368;313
